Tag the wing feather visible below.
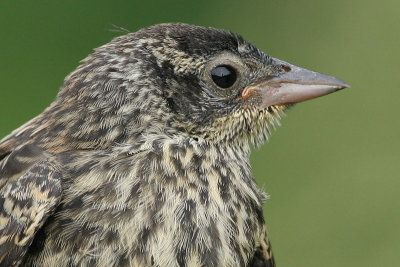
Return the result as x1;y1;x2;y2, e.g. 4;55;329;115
0;160;62;265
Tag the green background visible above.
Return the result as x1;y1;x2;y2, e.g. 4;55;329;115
1;1;399;266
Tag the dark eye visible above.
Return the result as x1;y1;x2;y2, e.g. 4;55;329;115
211;65;237;88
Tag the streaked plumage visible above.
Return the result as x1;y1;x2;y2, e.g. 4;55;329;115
0;23;347;266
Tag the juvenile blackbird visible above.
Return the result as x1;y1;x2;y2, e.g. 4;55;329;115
0;23;348;266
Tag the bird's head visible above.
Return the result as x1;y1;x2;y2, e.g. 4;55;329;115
53;23;348;149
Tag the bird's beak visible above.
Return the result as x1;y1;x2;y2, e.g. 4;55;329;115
241;58;349;107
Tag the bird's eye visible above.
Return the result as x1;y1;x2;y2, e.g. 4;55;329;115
211;65;237;88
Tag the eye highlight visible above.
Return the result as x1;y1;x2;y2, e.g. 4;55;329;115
211;65;237;88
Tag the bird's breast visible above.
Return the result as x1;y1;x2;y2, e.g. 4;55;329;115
25;137;265;266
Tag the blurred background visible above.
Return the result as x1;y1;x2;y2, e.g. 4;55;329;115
0;0;399;266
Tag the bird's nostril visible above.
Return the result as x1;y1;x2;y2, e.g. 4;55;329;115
281;65;291;72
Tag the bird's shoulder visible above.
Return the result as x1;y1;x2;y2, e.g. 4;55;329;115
0;113;53;188
0;137;47;191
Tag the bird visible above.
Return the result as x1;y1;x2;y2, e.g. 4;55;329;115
0;23;348;266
